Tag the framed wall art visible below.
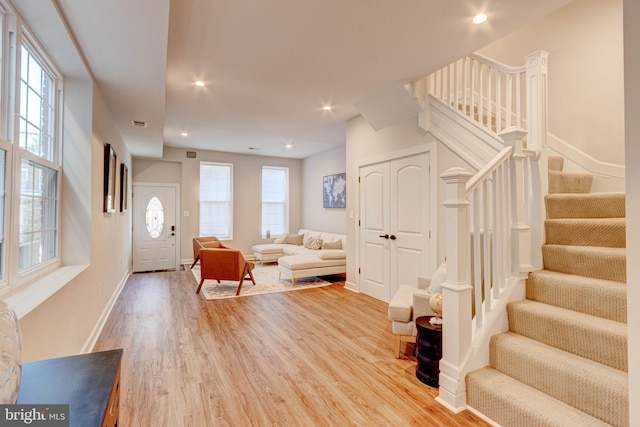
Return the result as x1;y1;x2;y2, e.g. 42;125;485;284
323;173;346;208
119;163;129;212
103;143;117;213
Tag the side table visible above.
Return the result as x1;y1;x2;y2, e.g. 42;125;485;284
17;349;123;427
415;315;442;387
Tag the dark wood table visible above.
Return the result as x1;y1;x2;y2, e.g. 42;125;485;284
17;349;123;427
415;316;442;388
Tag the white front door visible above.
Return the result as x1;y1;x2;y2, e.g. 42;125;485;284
359;152;431;302
132;184;177;272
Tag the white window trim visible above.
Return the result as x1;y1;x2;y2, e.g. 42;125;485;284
0;10;64;296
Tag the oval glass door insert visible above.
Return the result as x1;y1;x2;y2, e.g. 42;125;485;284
145;197;164;239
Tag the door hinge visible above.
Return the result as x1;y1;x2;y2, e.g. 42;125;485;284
429;230;431;239
358;220;361;226
358;176;361;183
358;267;361;274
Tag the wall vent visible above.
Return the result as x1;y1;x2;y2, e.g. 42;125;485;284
131;120;147;128
186;151;197;158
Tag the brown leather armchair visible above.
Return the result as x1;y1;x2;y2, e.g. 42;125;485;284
191;236;225;269
196;248;256;296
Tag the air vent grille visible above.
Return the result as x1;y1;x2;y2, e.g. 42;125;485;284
131;120;147;128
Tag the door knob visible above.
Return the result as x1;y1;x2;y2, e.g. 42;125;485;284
379;234;389;239
389;235;397;240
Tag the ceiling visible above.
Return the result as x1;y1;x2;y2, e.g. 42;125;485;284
55;0;573;159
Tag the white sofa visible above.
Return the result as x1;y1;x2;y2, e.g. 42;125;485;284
252;229;346;286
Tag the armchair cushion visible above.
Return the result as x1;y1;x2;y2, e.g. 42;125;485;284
318;249;346;260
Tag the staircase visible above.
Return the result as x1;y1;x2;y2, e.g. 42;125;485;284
466;156;629;426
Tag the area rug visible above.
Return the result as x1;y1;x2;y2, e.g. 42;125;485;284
189;264;331;300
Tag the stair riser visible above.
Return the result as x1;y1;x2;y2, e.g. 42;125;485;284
542;246;626;283
545;194;626;219
526;272;627;323
507;302;627;371
490;334;628;426
548;171;593;194
545;220;626;248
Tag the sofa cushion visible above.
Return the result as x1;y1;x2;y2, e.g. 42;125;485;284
304;237;323;250
322;240;342;250
252;244;285;255
278;255;346;270
388;285;415;322
318;250;346;260
281;234;303;245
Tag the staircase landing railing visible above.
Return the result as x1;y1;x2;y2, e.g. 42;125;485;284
423;51;548;151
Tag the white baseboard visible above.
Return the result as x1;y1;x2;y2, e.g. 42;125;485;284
81;270;130;354
344;281;359;293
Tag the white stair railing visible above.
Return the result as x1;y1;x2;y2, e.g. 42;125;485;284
424;51;548;151
437;128;542;412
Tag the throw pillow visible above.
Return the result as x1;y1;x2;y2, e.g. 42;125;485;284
304;237;323;250
322;240;342;250
428;261;447;295
282;234;303;245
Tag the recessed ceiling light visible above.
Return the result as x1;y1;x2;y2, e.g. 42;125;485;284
473;13;487;24
248;147;260;151
322;105;332;111
285;143;293;149
180;132;189;137
195;80;205;87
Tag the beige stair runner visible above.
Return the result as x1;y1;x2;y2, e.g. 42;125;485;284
466;156;628;426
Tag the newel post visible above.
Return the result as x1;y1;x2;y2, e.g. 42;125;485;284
437;167;473;412
525;50;549;150
500;127;533;276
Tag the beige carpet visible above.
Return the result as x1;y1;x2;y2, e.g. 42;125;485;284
189;264;331;300
466;156;629;426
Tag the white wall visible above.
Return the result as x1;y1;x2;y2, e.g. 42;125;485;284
479;0;624;165
345;115;470;288
301;145;347;234
132;159;182;184
135;146;302;259
19;86;132;362
623;0;639;424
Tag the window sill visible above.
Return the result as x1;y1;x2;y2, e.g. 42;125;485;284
3;265;89;319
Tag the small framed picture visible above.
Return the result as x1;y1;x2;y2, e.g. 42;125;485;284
103;143;117;213
120;163;129;212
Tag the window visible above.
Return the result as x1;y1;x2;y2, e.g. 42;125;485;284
261;166;288;238
200;162;232;239
14;43;60;275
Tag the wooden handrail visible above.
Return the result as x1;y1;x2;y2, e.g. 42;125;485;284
470;53;526;74
466;147;513;194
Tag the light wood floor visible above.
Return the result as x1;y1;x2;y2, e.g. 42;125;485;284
94;269;489;426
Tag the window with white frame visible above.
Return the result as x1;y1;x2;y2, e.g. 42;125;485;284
15;43;60;274
199;162;233;239
261;166;288;238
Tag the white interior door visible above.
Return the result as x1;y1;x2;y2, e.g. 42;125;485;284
359;152;431;302
132;184;177;272
359;162;391;301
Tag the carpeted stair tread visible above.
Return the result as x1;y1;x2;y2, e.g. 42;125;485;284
507;299;627;371
466;367;611;427
547;156;564;172
548;170;593;194
527;270;627;323
545;218;626;247
542;244;626;283
490;332;628;426
545;192;626;219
